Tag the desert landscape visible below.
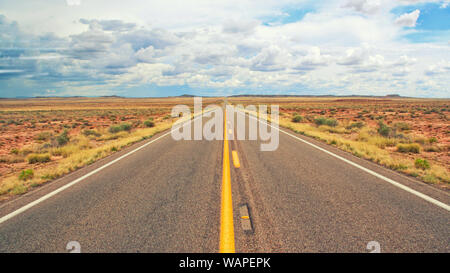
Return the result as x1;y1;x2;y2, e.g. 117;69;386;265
0;96;449;202
0;97;222;200
229;96;450;189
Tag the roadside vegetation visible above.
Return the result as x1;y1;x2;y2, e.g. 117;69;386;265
231;97;449;188
0;97;224;200
0;119;173;199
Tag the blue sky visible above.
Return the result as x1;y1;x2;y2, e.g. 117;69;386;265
392;2;450;43
0;0;449;98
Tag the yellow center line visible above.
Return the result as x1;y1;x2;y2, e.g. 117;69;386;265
219;107;235;253
231;151;240;168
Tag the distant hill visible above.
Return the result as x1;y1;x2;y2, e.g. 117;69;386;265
228;94;408;98
100;95;123;98
1;93;438;100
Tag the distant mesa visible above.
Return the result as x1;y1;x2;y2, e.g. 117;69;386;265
100;95;123;98
0;93;414;100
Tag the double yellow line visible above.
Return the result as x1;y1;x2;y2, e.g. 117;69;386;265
219;108;235;253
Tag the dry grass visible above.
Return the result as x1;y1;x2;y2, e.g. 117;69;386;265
0;97;225;200
232;97;450;188
281;117;449;185
0;120;173;199
0;96;221;200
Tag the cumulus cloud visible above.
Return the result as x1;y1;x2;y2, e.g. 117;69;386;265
425;61;450;75
69;28;115;59
120;28;180;50
135;46;157;63
0;0;449;97
337;47;368;65
342;0;381;14
352;54;385;73
392;55;417;66
222;19;259;34
66;0;81;6
292;47;331;71
250;46;289;72
395;9;420;27
79;19;136;32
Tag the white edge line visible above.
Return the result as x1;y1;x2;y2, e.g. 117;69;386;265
238;109;450;212
0;112;210;225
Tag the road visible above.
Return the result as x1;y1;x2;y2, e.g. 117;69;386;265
0;106;449;252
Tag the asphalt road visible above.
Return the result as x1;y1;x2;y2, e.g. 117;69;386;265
0;108;449;252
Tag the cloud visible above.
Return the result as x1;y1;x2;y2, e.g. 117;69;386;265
392;67;411;77
222;19;259;34
352;54;385;73
250;46;289;72
395;9;420;27
392;55;417;66
69;29;115;59
0;0;449;98
120;28;180;50
66;0;81;6
425;60;450;75
79;19;136;32
135;46;157;63
292;47;331;71
337;47;368;65
342;0;381;14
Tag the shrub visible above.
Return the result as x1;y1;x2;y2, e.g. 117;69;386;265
424;146;440;152
414;158;430;170
292;115;303;123
414;137;427;145
56;130;70;146
0;155;25;163
27;153;51;164
428;137;438;143
18;148;34;156
346;122;365;129
314;117;327;126
19;169;34;181
35;131;53;141
423;174;438;183
132;120;142;127
109;123;132;133
397;143;420;153
326;118;338;127
82;129;101;137
119;123;130;131
11;184;27;195
377;121;393;137
108;125;122;133
314;117;338;127
144;120;155;127
394;122;411;131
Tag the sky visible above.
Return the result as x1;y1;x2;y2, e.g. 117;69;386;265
0;0;449;98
